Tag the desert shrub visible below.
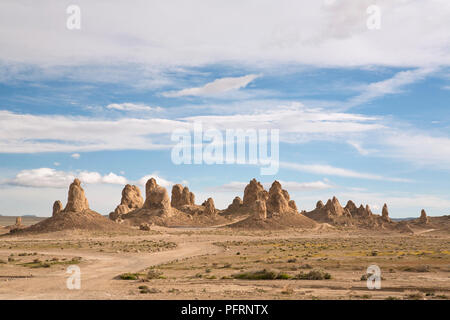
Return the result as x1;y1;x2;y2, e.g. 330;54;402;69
281;286;294;295
405;292;424;300
119;273;140;280
295;270;331;280
402;265;430;272
146;269;163;279
232;269;291;280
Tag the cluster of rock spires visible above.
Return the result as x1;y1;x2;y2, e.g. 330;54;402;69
171;184;195;208
8;176;438;234
304;196;393;228
107;178;218;226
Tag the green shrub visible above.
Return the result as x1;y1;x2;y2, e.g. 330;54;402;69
232;269;291;280
295;270;331;280
146;269;163;279
119;273;140;280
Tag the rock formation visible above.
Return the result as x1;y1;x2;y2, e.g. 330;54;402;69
52;201;63;217
64;179;89;212
266;181;290;216
202;198;216;216
15;217;22;226
110;184;144;221
143;178;172;215
120;184;144;210
304;196;354;225
171;184;195;208
316;200;324;209
344;201;372;218
226;196;243;212
381;203;391;222
419;209;429;224
288;200;298;211
253;200;267;220
243;179;268;207
324;197;350;217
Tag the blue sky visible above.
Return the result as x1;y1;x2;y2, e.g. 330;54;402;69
0;0;449;217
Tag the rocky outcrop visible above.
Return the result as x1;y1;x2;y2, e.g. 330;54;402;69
52;201;63;217
419;209;429;224
243;179;268;207
120;184;144;210
324;197;350;217
64;179;89;212
345;201;372;218
171;184;195;208
381;203;391;222
253;200;267;220
15;217;22;226
304;196;353;225
288;200;298;211
109;184;143;221
316;200;324;209
226;196;243;212
202;198;216;216
143;178;172;215
266;181;290;216
345;200;357;213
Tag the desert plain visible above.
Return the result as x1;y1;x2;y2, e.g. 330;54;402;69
0;178;448;300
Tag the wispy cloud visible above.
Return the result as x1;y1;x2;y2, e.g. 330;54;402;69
345;68;435;109
381;131;450;169
163;74;260;97
105;103;163;112
0;105;382;153
280;161;411;182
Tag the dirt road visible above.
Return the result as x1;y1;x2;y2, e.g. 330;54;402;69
0;239;222;299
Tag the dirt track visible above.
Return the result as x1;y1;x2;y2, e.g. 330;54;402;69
0;238;222;299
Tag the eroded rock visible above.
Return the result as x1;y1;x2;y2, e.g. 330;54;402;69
143;178;172;215
171;184;195;208
64;178;89;212
243;179;268;207
52;200;63;217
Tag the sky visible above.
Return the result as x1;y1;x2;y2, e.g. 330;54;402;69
0;0;449;217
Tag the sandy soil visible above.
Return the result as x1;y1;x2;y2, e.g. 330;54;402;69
0;223;448;300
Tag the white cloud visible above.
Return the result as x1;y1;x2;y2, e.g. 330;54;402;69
0;110;184;153
345;68;435;108
53;162;60;166
347;141;372;156
105;103;162;112
280;161;410;182
163;74;260;97
0;105;382;153
2;168;128;188
137;173;188;190
71;153;80;159
382;131;450;169
102;172;128;185
0;1;449;71
442;85;450;90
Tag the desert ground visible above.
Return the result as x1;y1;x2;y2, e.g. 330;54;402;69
0;218;448;300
